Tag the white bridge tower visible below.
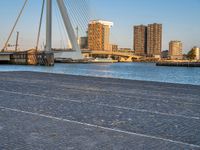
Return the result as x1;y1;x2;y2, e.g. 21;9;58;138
46;0;83;60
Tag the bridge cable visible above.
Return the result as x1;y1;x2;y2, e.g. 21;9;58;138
77;0;90;37
76;0;90;35
72;0;89;32
78;0;90;29
36;0;45;51
64;0;88;37
1;0;29;52
63;0;83;47
64;0;83;34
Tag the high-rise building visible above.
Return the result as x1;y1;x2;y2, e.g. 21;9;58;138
133;23;162;57
134;25;147;55
169;41;183;60
88;20;113;51
193;47;200;60
147;23;162;56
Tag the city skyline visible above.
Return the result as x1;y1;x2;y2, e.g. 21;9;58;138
0;0;199;53
90;0;200;53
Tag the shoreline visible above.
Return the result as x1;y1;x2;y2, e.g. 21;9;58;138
1;70;200;87
156;62;200;67
1;61;200;86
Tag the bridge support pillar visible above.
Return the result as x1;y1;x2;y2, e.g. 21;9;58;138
46;0;52;51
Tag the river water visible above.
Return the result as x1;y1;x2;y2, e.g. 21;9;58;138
0;63;200;85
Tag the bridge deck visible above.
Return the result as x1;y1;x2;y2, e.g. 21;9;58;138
0;71;200;150
83;50;141;58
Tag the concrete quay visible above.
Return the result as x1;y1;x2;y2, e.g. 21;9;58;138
156;62;200;67
0;71;200;150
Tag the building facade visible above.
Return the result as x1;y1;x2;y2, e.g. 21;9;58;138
133;23;162;57
147;23;162;57
88;20;113;51
111;44;118;51
161;50;169;59
169;41;183;60
193;47;200;60
134;25;147;56
79;37;88;49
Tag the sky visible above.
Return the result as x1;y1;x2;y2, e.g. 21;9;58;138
0;0;200;53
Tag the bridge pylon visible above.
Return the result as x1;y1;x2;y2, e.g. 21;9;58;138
46;0;83;60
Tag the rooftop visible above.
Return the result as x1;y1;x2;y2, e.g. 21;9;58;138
89;20;114;27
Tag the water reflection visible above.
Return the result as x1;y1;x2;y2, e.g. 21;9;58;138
0;63;200;85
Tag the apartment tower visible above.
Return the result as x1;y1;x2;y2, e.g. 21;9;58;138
134;25;147;55
147;23;162;56
88;20;113;51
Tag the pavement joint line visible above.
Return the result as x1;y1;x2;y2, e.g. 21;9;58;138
1;75;199;97
1;77;199;98
0;82;199;107
0;89;199;120
1;72;200;89
0;105;200;148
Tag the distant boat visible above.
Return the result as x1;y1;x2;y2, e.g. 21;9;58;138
92;58;118;63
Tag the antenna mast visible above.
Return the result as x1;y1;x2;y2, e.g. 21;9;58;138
15;32;19;52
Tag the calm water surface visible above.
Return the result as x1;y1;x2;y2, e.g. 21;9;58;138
0;63;200;85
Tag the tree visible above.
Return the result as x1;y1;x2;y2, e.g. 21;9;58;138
187;48;196;60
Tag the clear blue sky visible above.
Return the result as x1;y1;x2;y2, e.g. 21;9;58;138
0;0;200;53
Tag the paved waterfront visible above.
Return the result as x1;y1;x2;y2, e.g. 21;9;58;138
0;71;200;150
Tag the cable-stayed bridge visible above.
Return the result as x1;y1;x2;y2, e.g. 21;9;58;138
0;0;90;65
0;0;140;65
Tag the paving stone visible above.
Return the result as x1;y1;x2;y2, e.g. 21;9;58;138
0;71;200;150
